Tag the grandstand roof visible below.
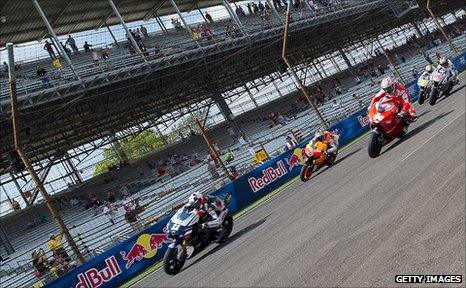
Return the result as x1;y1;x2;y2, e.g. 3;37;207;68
0;0;239;46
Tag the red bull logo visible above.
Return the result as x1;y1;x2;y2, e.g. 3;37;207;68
120;233;170;269
248;160;288;193
286;148;304;171
75;256;121;288
357;115;370;127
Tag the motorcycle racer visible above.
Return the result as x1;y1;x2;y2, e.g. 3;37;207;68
370;77;416;130
438;56;459;84
419;64;433;80
187;193;225;229
306;130;339;157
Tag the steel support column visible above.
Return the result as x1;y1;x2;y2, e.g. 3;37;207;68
375;37;406;83
338;48;353;68
411;21;424;38
7;43;84;264
266;0;283;23
65;155;83;184
32;0;81;81
0;222;14;255
105;23;119;47
281;1;328;128
169;0;195;40
110;134;129;163
426;0;457;53
222;0;245;32
9;172;29;205
207;85;242;133
244;85;259;108
107;0;147;61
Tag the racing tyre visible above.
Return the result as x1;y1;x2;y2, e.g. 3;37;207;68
444;83;453;97
216;214;234;243
326;152;337;166
418;91;425;105
300;164;313;182
368;132;382;159
429;87;439;106
163;247;186;275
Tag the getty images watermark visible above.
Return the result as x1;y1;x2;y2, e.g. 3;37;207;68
395;275;462;284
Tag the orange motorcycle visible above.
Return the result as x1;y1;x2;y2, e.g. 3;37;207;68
300;141;337;182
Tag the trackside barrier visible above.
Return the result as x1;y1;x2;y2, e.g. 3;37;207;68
46;51;465;288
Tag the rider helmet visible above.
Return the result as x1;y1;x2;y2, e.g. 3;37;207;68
425;64;433;73
439;57;448;67
314;130;324;142
187;193;201;208
381;77;396;95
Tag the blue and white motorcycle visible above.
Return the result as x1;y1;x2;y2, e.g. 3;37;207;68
162;194;233;275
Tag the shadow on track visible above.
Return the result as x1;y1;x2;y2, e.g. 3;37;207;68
183;215;269;270
436;84;465;104
382;109;454;155
313;148;362;178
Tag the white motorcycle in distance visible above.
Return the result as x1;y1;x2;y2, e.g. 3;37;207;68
428;66;454;106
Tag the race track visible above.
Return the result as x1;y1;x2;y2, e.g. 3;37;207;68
137;77;465;287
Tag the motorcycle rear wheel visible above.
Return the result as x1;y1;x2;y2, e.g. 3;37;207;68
368;132;382;159
300;164;313;182
216;214;234;243
163;247;186;275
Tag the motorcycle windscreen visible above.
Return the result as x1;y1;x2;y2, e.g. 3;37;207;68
171;207;199;227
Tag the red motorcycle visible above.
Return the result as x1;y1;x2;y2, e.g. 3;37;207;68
367;98;406;158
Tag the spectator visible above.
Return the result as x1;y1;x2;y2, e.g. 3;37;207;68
43;40;56;59
11;198;21;210
352;93;364;108
225;150;234;163
107;191;116;203
32;249;51;282
102;203;117;224
335;85;342;95
285;135;298;150
421;50;433;65
411;66;419;79
354;75;361;84
83;41;93;52
227;126;236;142
36;66;53;89
91;49;99;66
65;35;79;54
51;250;70;277
138;42;149;56
205;12;214;24
118;185;129;198
124;205;142;231
48;233;71;263
101;49;110;61
332;99;346;120
60;42;71;55
171;18;183;31
2;61;8;76
140;25;149;37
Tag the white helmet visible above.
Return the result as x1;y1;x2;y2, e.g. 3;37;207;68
381;76;396;95
425;64;433;73
188;193;200;206
439;56;448;67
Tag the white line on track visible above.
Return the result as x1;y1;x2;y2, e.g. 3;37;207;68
402;111;465;162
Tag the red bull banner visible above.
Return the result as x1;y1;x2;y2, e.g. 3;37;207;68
48;51;466;288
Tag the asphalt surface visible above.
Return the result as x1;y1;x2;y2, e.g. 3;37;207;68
138;76;465;287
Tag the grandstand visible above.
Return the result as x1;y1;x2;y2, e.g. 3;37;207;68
0;0;465;286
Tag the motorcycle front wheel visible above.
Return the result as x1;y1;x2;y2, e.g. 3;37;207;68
368;132;382;159
429;87;439;106
163;247;186;275
300;164;314;182
418;90;426;105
